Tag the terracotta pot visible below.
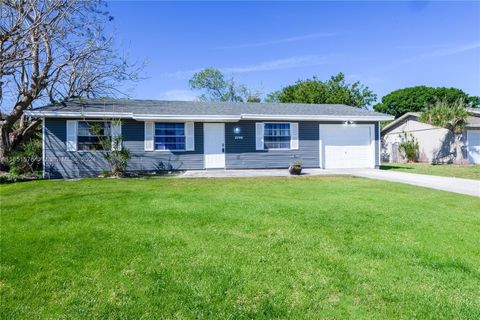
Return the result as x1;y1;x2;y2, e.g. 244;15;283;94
289;165;302;175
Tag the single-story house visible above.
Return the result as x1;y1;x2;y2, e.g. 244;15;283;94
25;99;393;179
381;109;480;164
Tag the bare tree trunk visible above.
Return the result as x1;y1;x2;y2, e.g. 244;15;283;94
0;0;140;170
0;123;11;170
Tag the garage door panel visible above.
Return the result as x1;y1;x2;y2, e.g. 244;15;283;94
321;124;374;169
467;130;480;164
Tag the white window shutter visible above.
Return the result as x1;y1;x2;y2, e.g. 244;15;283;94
144;121;154;151
185;122;195;151
256;122;264;150
111;122;122;151
290;122;299;150
66;120;77;151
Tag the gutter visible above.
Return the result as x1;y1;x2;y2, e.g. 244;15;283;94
241;114;394;121
24;110;394;122
24;111;133;119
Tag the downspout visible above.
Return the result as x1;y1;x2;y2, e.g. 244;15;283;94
377;121;381;168
42;117;45;179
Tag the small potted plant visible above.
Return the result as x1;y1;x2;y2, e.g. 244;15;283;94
288;160;302;175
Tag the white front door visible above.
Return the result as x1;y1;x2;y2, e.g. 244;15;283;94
204;123;225;169
320;124;375;169
467;130;480;164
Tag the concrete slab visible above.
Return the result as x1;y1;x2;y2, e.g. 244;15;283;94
180;168;480;197
180;168;346;179
339;169;480;197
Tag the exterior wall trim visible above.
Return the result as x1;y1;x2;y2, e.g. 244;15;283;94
25;111;133;118
241;114;393;121
25;111;241;122
26;110;393;122
42;117;46;179
377;121;381;167
134;115;240;122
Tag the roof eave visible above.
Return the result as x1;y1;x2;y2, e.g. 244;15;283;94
133;114;241;122
24;110;134;118
381;112;420;133
24;110;394;122
241;114;394;121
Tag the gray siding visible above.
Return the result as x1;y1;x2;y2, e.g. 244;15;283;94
44;118;380;178
121;120;204;172
225;121;319;168
225;121;380;169
44;119;204;178
44;119;107;179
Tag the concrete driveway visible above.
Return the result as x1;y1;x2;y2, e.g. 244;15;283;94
340;169;480;197
181;168;480;197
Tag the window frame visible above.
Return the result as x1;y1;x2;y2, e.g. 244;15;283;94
76;120;112;152
153;122;187;152
263;122;292;150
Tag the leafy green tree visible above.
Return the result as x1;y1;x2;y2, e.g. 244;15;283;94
189;68;260;102
420;98;469;133
468;96;480;107
374;86;477;118
420;98;471;163
264;91;281;103
270;73;377;108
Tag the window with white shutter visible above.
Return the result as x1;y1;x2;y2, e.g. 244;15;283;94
290;122;299;150
66;120;77;151
185;122;195;151
255;123;264;150
144;121;154;151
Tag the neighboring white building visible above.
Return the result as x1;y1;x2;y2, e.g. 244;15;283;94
381;109;480;164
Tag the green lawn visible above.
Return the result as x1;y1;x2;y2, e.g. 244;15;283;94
381;162;480;180
1;177;479;319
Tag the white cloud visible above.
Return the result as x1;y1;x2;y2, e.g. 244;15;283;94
427;42;480;57
222;55;329;73
383;41;480;72
166;69;203;80
165;54;331;79
214;32;336;49
158;89;197;101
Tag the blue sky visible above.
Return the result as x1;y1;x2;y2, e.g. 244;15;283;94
108;1;480;104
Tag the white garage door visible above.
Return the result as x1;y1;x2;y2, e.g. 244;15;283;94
320;124;375;169
467;130;480;164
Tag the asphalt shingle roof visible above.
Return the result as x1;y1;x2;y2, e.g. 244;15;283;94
32;99;390;118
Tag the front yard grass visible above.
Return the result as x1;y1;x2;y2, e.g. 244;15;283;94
1;177;479;319
381;162;480;180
